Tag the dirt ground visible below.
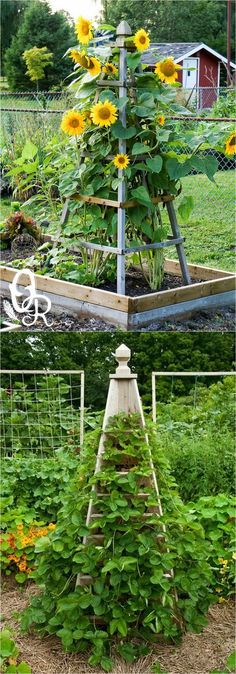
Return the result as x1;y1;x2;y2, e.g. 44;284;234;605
1;578;235;674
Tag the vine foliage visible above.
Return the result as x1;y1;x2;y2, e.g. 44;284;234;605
22;414;213;671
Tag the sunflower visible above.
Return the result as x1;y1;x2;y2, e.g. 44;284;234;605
157;114;165;126
102;62;118;76
225;131;236;156
75;17;93;45
60;110;85;136
133;29;150;52
69;49;81;64
87;57;101;76
155;56;181;84
91;100;118;127
113;154;130;169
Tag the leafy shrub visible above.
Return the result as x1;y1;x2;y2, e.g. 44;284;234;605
155;377;235;500
21;415;213;671
0;627;31;673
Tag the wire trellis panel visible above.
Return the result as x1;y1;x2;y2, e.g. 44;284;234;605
0;370;85;457
151;371;236;430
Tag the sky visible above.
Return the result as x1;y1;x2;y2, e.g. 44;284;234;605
48;0;102;21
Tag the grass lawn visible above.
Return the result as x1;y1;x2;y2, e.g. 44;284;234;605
1;171;235;273
163;170;235;271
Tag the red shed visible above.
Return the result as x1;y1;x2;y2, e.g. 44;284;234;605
142;42;236;109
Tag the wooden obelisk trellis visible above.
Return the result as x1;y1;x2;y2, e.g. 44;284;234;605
62;22;191;295
76;344;172;588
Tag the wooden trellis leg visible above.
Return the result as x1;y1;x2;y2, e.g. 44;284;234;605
167;200;191;285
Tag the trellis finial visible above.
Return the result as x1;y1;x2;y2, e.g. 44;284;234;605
115;343;131;375
116;21;132;36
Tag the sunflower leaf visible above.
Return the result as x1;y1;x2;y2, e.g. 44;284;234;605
111;122;137;139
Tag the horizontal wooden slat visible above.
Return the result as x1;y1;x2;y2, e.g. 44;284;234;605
71;193;120;208
130;276;236;314
70;193;175;209
0;266;130;312
164;258;235;281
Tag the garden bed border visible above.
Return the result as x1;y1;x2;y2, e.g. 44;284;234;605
0;260;235;330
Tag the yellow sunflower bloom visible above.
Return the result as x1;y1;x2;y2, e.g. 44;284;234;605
225;131;236;156
75;17;93;45
87;57;101;76
157;115;165;126
69;50;82;64
60;110;85;136
91;100;118;127
102;62;118;76
155;56;181;84
133;29;150;52
113;154;130;170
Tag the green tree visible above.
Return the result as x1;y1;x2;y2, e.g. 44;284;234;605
102;0;234;61
4;0;74;91
0;0;30;74
23;46;53;91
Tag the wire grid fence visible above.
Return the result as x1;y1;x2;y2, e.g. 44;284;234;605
152;371;235;437
0;370;85;457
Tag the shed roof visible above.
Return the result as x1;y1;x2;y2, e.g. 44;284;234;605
141;42;236;69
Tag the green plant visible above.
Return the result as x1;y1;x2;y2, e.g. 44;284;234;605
21;414;213;671
155;377;235;501
0;521;56;583
210;650;236;674
1;451;79;521
56;17;230;290
185;494;235;599
211;89;236;119
0;627;31;673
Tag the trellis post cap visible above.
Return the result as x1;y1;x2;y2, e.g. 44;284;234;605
116;21;132;36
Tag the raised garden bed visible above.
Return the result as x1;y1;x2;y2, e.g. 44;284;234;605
0;259;235;330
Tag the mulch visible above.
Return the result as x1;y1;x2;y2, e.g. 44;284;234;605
1;577;235;674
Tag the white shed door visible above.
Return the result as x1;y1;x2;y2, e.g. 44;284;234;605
182;58;198;88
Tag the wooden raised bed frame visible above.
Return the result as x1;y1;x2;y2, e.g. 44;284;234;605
0;260;235;330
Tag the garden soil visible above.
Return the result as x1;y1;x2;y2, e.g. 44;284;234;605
1;577;235;674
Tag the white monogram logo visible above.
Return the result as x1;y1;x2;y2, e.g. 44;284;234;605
9;269;53;327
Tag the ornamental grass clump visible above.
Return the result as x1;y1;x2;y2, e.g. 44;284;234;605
58;17;232;290
22;414;214;672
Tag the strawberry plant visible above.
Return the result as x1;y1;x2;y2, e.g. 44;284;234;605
21;414;213;671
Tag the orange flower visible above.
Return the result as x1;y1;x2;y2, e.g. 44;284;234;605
18;561;27;572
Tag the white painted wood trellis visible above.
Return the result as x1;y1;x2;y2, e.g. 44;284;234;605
76;344;172;588
61;21;191;295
